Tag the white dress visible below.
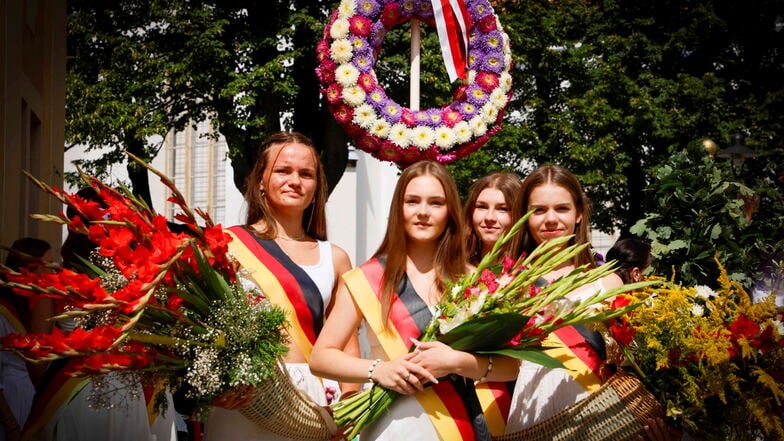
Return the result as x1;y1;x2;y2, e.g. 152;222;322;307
204;240;339;441
505;280;608;434
29;318;177;441
0;315;35;441
358;318;440;441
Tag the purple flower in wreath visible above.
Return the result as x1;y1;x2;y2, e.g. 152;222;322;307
413;0;433;19
479;30;504;52
366;87;387;108
380;100;403;124
353;51;374;73
467;1;490;19
355;0;381;17
465;84;489;107
479;54;505;73
457;101;479;120
414;110;433;127
369;21;387;52
425;108;443;126
399;0;416;18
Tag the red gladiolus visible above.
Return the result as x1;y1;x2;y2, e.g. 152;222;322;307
479;269;499;293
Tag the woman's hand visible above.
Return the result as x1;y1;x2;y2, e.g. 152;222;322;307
211;384;256;409
370;354;438;395
407;339;469;379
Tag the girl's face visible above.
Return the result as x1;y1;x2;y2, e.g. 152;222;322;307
472;188;513;251
402;175;449;245
260;143;318;215
526;183;582;245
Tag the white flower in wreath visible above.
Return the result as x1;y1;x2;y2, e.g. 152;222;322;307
342;86;366;107
330;18;350;40
330;39;353;64
389;123;410;147
434;126;457;149
411;126;435;150
335;64;360;87
454;121;472;144
353;103;376;129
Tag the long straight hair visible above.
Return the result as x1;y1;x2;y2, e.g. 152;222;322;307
463;172;523;265
519;165;596;268
374;161;466;322
243;131;328;240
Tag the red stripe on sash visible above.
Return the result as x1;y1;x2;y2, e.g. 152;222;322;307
23;358;88;439
553;325;604;377
229;226;317;344
485;381;512;422
433;381;475;440
357;259;477;440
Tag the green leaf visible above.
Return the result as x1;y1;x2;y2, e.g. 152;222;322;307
437;313;528;352
477;347;566;369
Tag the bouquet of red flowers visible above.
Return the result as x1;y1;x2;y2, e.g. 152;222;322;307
0;154;288;416
604;259;784;440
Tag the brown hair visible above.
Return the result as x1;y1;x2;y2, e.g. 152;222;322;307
374;161;466;321
243;131;328;240
519;165;596;268
463;172;523;265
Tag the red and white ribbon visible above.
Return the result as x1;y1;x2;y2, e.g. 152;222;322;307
431;0;470;82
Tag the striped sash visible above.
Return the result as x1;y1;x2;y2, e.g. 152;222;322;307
0;297;25;334
344;257;510;440
227;226;325;360
543;324;606;393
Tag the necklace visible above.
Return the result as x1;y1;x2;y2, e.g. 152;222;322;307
277;232;306;241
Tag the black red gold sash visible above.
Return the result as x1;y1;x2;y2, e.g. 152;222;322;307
22;358;89;440
0;297;25;334
227;226;325;360
343;257;510;439
543;325;605;393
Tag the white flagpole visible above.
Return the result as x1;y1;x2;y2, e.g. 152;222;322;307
410;19;421;111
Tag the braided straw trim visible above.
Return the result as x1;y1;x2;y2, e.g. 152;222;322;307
494;371;664;441
239;359;338;440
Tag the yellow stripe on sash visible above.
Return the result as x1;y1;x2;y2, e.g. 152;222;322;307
343;268;464;441
475;384;506;436
23;376;87;440
0;303;25;334
227;230;313;360
544;332;602;393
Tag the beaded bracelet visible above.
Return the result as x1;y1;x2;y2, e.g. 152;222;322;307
367;358;382;384
474;355;494;385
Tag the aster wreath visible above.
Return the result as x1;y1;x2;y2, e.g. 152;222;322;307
315;0;513;167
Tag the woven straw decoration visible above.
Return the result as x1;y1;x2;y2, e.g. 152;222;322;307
494;372;664;441
239;360;338;440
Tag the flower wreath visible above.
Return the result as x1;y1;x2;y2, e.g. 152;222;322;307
316;0;513;167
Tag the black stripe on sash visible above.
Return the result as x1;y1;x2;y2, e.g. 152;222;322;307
244;227;325;336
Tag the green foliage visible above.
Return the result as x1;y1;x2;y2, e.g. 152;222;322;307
629;141;784;290
452;0;784;236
